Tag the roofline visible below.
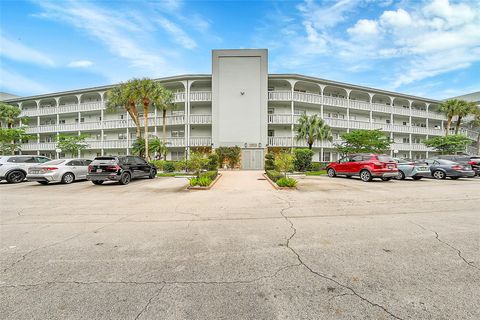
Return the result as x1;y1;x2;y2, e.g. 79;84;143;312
5;72;441;104
3;74;212;103
269;74;442;104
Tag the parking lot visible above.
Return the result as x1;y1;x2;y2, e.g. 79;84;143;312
1;172;479;319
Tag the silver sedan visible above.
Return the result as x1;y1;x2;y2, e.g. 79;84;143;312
27;158;92;184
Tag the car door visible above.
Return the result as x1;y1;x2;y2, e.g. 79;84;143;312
335;156;351;173
349;155;364;175
134;156;150;177
69;160;86;179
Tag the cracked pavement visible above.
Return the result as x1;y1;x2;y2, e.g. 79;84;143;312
1;172;479;319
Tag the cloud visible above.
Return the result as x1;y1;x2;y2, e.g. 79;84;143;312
297;0;358;30
0;68;50;96
67;60;94;68
0;35;55;66
33;0;170;75
156;17;197;49
347;19;380;38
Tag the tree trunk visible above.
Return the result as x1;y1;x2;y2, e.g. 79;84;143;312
144;106;149;160
162;109;167;160
454;116;462;135
308;143;313;150
445;117;452;136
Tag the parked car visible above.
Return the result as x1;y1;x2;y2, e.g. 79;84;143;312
87;156;157;185
423;159;475;179
26;158;92;184
326;154;398;182
393;158;431;180
0;155;51;183
435;155;480;176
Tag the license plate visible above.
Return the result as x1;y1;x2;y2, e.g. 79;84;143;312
30;170;40;174
96;169;102;172
388;165;393;169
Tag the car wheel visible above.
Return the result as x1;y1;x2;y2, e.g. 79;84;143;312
37;181;49;185
395;170;405;180
412;176;423;180
6;170;25;184
360;170;372;182
381;177;392;181
327;168;336;177
119;172;131;185
61;172;75;184
148;169;157;179
92;180;104;185
433;170;446;180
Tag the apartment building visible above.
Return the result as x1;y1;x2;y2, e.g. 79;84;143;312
3;49;478;169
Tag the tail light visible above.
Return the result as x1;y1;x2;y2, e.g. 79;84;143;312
43;167;58;171
105;165;121;170
451;165;462;171
373;162;383;169
88;165;93;171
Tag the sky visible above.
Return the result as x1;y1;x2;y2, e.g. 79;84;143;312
0;0;479;100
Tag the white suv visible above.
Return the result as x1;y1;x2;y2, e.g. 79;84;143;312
0;155;51;183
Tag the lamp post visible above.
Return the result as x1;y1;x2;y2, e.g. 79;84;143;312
55;148;62;159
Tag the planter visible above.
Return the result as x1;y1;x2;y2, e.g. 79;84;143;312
187;173;222;190
263;173;297;190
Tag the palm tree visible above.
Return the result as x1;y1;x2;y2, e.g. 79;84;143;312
106;83;142;139
151;86;176;158
439;99;461;136
295;114;333;149
0;102;22;128
454;100;476;134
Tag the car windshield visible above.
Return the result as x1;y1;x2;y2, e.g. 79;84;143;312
378;155;394;162
42;160;66;165
92;157;117;164
395;158;409;164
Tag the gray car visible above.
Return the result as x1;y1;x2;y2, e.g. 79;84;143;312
27;158;92;184
393;158;431;180
0;155;51;183
424;159;476;180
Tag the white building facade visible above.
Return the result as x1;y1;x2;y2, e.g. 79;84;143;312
3;49;479;168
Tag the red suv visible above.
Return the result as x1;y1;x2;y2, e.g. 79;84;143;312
326;154;398;182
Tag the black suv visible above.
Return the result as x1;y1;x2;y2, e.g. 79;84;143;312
436;155;480;176
87;156;157;185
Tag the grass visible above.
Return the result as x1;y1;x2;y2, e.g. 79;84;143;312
157;172;194;177
305;170;327;176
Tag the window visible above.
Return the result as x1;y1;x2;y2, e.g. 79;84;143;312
351;155;363;162
171;130;185;138
59;119;66;124
8;156;35;163
386;119;391;124
134;157;147;165
322;152;331;162
403;121;408;126
171;151;184;161
268;108;274;114
83;160;92;166
120;115;125;120
118;133;127;140
402;137;410;143
268;130;275;137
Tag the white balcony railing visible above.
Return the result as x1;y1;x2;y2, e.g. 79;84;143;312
190;114;212;124
349;100;371;111
267;137;342;148
323;96;349;108
268;114;292;124
190;91;212;102
173;92;186;103
268;91;291;101
293;92;322;104
20;142;56;150
190;137;212;146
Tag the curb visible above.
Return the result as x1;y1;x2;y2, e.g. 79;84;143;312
187;173;222;191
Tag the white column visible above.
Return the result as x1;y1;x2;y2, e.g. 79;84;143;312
408;100;413;159
389;97;394;146
319;85;325;119
186;80;191;159
346;89;351;133
35;100;40;155
368;93;373;129
126;113;130;155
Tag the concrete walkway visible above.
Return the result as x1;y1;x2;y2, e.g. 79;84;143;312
213;170;271;191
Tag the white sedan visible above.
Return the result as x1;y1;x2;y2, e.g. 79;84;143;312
27;158;92;184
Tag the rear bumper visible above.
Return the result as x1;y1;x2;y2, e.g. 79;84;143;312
87;173;121;181
26;174;60;182
371;170;398;178
450;170;476;178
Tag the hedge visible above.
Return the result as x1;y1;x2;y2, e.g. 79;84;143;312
265;170;283;182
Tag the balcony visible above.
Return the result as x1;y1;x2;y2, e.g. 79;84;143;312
173;92;186;103
268;114;292;124
20;142;56;150
190;91;212;102
190;114;212;124
267;136;342;148
391;143;434;152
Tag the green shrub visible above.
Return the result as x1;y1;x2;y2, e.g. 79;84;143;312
206;153;219;170
266;170;283;182
276;177;297;188
197;176;212;187
189;177;198;186
200;170;218;180
174;160;188;172
293;148;314;172
150;160;165;170
275;152;294;175
163;161;176;172
264;153;275;170
216;146;241;168
308;162;322;171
